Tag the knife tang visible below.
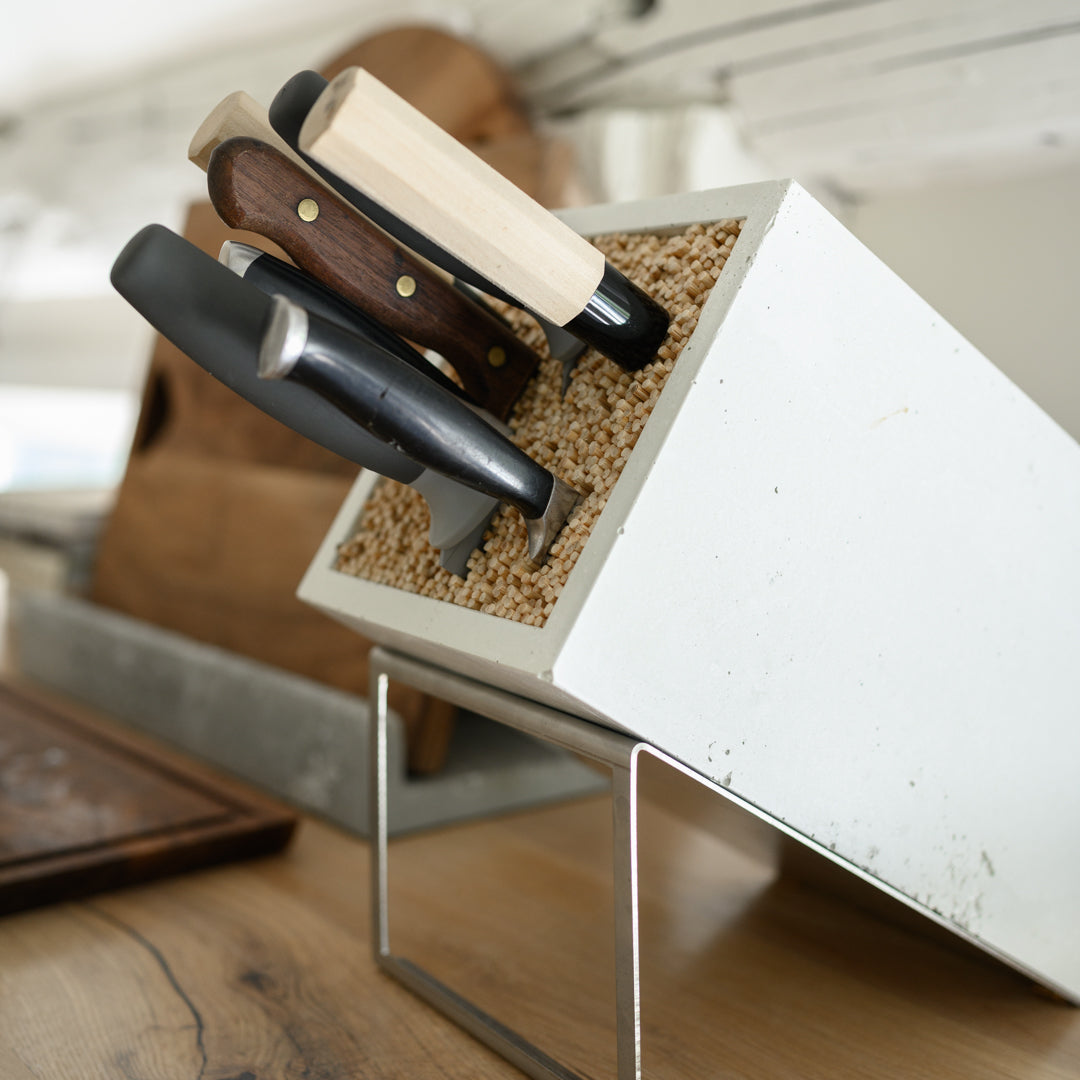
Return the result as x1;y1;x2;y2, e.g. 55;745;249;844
261;296;580;564
299;67;670;371
206;136;540;420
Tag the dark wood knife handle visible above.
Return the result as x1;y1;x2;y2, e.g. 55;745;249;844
206;136;539;420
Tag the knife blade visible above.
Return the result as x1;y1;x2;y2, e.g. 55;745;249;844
110;224;499;575
206;135;542;421
268;70;588;392
259;294;582;565
298;67;670;373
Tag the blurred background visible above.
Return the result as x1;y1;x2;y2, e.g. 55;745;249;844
1;0;1078;607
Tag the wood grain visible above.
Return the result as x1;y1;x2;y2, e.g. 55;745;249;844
206;136;540;420
300;67;605;326
1;752;1076;1079
0;681;295;915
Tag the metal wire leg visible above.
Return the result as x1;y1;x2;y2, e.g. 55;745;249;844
612;757;643;1080
366;647;646;1080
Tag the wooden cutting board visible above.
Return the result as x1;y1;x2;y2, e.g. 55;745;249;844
0;681;296;915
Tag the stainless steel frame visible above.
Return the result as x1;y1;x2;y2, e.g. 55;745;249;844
370;646;647;1080
369;647;918;1078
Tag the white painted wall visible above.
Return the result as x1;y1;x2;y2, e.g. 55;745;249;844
847;163;1080;442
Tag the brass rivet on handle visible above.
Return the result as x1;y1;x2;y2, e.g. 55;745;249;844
297;198;319;222
396;275;417;298
487;346;507;368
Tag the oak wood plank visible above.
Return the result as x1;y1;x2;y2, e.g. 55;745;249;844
0;718;1076;1077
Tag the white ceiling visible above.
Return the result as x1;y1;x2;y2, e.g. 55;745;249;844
0;0;412;113
8;0;1079;197
521;0;1080;193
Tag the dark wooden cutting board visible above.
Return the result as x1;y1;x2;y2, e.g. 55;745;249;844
0;681;296;915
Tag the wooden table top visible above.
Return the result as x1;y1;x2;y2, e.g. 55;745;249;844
2;725;1078;1079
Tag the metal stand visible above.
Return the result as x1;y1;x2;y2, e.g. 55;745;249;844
370;646;653;1080
369;648;956;1077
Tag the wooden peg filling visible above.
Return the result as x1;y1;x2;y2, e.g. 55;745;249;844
334;218;742;626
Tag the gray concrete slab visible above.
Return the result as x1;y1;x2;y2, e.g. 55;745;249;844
11;590;606;835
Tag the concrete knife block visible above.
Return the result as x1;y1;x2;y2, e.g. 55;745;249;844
299;179;1080;1002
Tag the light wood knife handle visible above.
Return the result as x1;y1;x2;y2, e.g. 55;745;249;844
188;91;317;179
299;67;605;328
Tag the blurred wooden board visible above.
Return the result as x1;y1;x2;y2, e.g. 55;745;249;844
91;450;360;692
90;25;571;778
321;24;530;144
0;681;295;914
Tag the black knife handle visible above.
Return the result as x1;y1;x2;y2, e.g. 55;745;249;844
230;244;470;402
109;224;422;485
563;261;672;372
266;300;554;521
269;70;517;307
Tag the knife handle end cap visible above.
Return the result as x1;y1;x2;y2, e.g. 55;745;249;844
564;263;670;373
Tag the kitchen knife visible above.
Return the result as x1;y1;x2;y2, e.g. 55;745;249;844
189;95;505;411
258;293;582;565
217;239;512;559
218;240;469;404
110;224;499;575
268;70;587;391
206;136;542;421
112;224;581;566
298;67;670;372
189;89;460;293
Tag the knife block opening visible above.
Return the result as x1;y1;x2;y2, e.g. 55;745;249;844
332;218;742;625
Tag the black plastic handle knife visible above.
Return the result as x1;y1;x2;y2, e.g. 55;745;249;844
112;224;580;566
110;224;498;575
259;294;582;565
217;239;469;404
